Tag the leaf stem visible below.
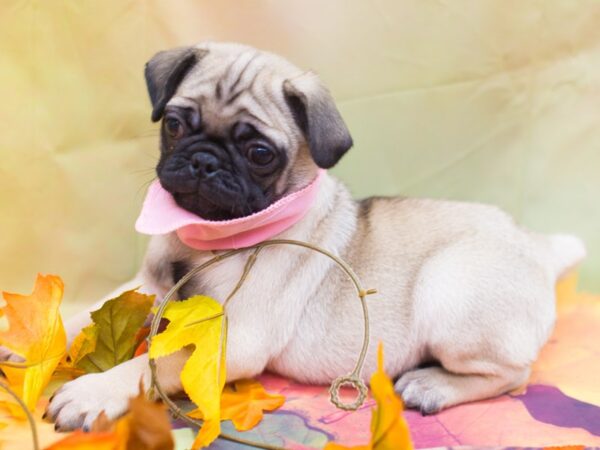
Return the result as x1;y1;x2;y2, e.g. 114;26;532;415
0;380;40;450
183;312;224;328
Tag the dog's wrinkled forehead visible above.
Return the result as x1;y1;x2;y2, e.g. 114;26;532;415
172;43;302;148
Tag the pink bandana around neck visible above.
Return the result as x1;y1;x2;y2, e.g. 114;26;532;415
135;170;325;250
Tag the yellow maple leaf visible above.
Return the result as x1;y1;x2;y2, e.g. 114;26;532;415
149;295;226;449
0;274;66;415
189;379;285;432
324;343;413;450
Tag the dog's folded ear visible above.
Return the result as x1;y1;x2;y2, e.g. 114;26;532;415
145;46;207;122
283;73;353;169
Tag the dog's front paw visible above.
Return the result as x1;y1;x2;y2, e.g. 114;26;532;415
46;372;133;431
395;367;453;415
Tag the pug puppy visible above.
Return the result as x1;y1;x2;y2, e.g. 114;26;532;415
46;42;585;430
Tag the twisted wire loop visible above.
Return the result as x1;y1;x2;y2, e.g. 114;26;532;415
147;239;377;449
329;376;368;411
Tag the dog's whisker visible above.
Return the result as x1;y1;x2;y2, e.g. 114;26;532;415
135;177;158;197
130;167;156;176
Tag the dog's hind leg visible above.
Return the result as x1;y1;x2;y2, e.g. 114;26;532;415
397;237;554;414
395;362;529;414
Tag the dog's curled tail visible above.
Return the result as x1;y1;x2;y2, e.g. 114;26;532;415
547;233;587;279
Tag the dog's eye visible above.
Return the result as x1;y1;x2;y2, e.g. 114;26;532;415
164;117;184;139
247;145;275;165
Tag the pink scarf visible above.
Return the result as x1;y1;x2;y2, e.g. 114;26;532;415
135;170;324;250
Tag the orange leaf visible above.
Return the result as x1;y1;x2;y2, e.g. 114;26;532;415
324;444;370;450
544;447;585;450
133;340;148;358
324;343;413;450
44;431;119;450
133;326;150;357
0;274;66;414
190;379;285;432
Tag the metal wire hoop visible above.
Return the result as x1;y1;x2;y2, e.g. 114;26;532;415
147;239;377;447
329;376;369;411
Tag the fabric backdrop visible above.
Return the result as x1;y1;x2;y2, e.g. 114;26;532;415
1;1;599;315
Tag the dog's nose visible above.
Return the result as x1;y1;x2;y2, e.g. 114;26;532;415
190;152;220;179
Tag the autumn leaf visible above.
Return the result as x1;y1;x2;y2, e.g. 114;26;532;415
65;324;98;368
120;387;175;450
56;323;98;378
324;444;370;450
0;274;66;414
44;431;119;450
324;343;412;450
189;379;285;432
369;343;412;449
57;323;98;377
133;326;150;357
76;289;154;373
149;295;226;448
543;447;585;450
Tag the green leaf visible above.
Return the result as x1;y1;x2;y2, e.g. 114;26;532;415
76;289;154;373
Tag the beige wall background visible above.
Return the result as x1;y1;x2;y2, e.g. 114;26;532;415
1;1;599;315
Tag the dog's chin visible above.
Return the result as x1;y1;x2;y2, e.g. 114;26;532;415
170;191;245;221
167;181;274;221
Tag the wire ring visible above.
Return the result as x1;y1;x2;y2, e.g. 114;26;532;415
329;376;368;411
